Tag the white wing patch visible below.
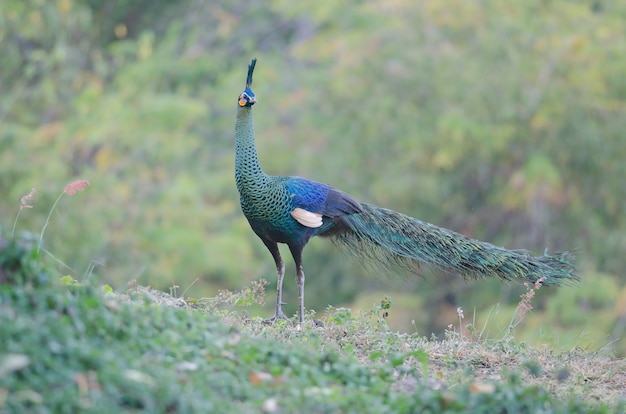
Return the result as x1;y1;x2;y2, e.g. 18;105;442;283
290;208;323;228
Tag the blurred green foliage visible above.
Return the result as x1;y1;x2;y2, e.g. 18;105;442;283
1;0;625;353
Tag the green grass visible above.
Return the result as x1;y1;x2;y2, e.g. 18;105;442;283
1;239;624;413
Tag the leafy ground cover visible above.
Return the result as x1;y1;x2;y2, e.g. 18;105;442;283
1;240;624;413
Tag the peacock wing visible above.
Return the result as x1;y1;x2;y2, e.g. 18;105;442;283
284;177;362;228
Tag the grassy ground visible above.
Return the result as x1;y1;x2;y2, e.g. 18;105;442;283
1;240;625;413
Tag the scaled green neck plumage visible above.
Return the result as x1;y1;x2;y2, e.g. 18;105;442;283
235;106;268;192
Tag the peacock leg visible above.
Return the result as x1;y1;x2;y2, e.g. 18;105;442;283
272;261;287;320
295;265;305;324
262;239;287;323
289;245;306;324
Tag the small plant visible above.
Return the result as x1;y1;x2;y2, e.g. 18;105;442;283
457;306;465;335
38;179;90;253
199;278;268;311
366;295;392;325
8;180;90;275
445;306;469;341
507;277;546;334
60;274;83;287
10;188;36;239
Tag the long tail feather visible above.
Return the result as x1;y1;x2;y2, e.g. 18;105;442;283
332;204;578;286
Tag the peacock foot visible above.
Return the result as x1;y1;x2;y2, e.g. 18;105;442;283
263;310;287;325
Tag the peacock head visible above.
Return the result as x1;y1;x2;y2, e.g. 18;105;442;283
238;58;257;107
238;88;256;107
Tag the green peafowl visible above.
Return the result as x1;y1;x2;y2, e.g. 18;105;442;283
235;58;578;324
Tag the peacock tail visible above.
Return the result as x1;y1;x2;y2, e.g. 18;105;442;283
330;204;577;286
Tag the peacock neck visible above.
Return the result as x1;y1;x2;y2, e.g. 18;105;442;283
235;106;268;192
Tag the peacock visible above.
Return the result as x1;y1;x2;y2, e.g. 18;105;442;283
234;58;578;324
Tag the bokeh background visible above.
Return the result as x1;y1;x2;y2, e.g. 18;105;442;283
2;0;625;354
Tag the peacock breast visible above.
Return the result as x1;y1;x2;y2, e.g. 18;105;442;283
239;180;319;245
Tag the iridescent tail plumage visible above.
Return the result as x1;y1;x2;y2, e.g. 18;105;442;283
332;204;578;286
